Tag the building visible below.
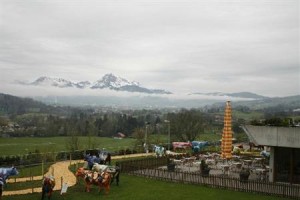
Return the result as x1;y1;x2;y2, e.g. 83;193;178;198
243;125;300;184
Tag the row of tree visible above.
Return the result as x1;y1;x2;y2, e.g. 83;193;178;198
2;106;253;145
1;93;299;145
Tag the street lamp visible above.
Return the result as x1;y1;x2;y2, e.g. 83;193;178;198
164;120;170;150
144;122;150;153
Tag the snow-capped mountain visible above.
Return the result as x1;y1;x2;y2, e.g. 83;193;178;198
91;73;140;89
23;74;172;94
91;73;171;94
31;76;76;88
75;81;91;89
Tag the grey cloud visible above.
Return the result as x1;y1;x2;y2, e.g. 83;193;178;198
0;0;299;97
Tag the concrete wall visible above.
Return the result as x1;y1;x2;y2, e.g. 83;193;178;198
245;126;300;148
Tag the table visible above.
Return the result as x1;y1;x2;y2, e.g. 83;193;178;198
231;162;242;171
183;157;197;166
220;164;230;175
204;154;212;159
232;155;241;159
205;159;215;165
253;158;264;167
243;160;253;168
253;168;269;181
172;159;184;168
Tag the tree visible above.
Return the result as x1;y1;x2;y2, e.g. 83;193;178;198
65;126;81;152
168;109;205;141
0;116;9;126
132;127;146;152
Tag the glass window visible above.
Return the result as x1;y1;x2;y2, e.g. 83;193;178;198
275;147;300;184
275;147;291;182
293;148;300;184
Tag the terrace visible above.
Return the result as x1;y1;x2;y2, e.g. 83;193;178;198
119;156;300;199
161;152;269;181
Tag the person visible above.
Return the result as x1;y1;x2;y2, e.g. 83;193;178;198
240;167;250;181
143;143;148;153
41;175;55;200
200;159;210;175
112;162;120;186
0;175;4;200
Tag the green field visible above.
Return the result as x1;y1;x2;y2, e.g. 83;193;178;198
0;135;224;158
0;137;137;156
15;163;52;177
232;110;264;122
6;179;41;191
2;174;287;200
0;134;240;157
0;145;290;200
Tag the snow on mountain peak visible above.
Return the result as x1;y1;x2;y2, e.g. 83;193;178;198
21;74;172;94
31;76;75;88
91;73;140;89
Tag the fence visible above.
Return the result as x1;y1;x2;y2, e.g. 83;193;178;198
1;148;148;196
3;159;77;196
3;161;55;195
0;150;82;167
0;146;143;167
119;157;168;172
4;155;300;199
119;157;300;200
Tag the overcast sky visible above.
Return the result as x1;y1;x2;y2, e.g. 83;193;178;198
0;0;299;97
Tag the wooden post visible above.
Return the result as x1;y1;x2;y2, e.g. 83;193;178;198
69;153;72;166
30;168;33;193
75;162;78;173
51;166;54;176
61;176;63;191
42;160;44;176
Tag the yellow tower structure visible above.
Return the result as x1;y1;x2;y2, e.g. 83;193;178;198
221;101;233;159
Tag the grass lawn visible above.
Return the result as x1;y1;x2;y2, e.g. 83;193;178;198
6;179;42;191
2;174;288;200
14;163;53;177
232;110;264;122
0;137;136;156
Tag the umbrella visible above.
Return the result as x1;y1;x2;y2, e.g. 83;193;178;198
221;101;233;159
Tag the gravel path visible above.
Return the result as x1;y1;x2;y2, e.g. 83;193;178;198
3;153;155;196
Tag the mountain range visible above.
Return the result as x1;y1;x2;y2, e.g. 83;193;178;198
189;92;268;99
1;92;299;113
18;73;271;100
21;73;172;95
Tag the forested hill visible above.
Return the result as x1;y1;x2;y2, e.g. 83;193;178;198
0;93;52;115
234;95;300;110
210;95;300;111
0;93;79;116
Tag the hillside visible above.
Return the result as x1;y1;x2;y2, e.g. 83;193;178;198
210;95;300;111
0;93;49;115
234;95;300;110
1;93;299;115
0;93;74;116
190;92;267;99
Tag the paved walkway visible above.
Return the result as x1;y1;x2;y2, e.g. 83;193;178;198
3;153;155;196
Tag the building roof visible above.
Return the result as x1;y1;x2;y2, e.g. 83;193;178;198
243;125;300;148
